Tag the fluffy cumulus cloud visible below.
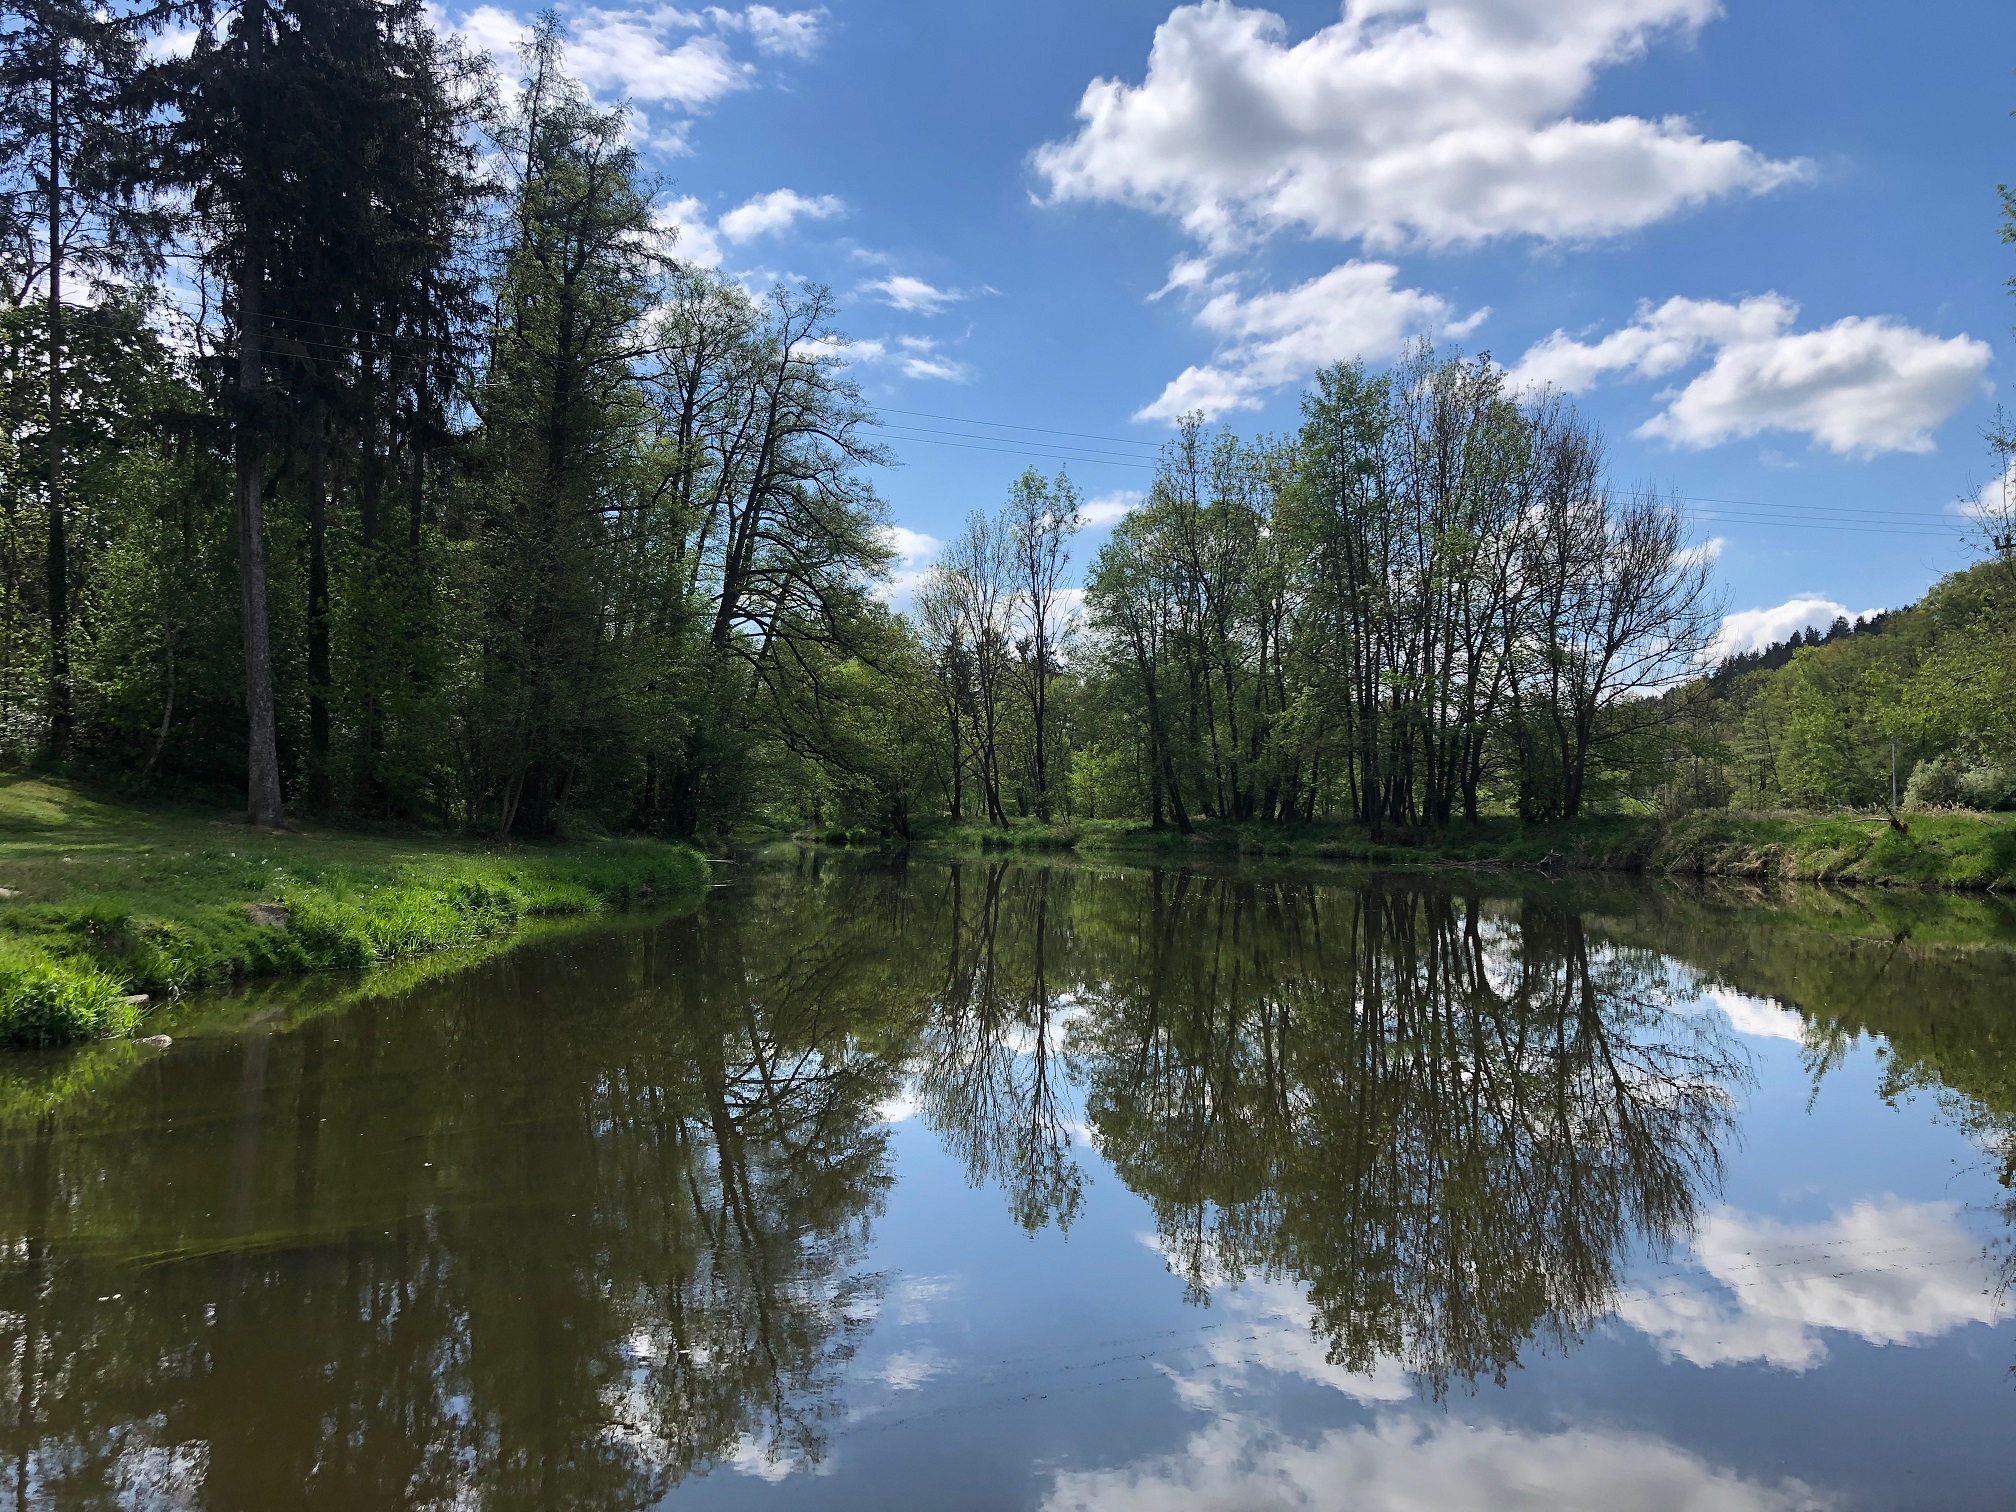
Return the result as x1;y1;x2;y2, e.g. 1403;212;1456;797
718;187;845;241
1082;490;1145;528
1708;596;1880;660
654;195;725;267
1039;1414;1826;1512
1509;295;1991;456
1138;260;1473;420
436;4;822;139
1616;1200;1997;1371
1034;0;1804;254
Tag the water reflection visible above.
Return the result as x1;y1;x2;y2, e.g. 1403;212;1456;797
0;857;2012;1508
1061;875;1744;1394
0;894;902;1508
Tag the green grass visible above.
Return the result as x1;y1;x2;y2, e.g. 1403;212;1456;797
0;775;708;1048
905;808;2016;890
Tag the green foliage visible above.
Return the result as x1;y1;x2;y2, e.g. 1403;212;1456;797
0;944;134;1046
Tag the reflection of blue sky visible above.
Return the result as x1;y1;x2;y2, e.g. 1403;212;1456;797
661;978;2016;1509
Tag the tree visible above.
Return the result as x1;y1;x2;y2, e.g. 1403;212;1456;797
1005;468;1079;822
0;0;165;756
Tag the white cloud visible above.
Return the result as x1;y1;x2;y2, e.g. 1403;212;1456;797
900;356;971;382
1083;490;1145;528
1955;456;2016;522
882;525;942;566
1510;295;1991;457
709;3;826;57
1709;597;1879;660
1675;536;1727;571
719;188;846;242
1617;1200;1997;1371
881;336;974;383
655;195;724;268
1039;1414;1827;1512
1509;295;1792;393
1138;261;1469;421
436;4;816;139
875;525;944;606
1034;0;1805;254
569;9;749;106
864;275;964;315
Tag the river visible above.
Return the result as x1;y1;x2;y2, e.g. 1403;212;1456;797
3;852;2013;1509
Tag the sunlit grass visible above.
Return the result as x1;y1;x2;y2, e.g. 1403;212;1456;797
0;775;706;1047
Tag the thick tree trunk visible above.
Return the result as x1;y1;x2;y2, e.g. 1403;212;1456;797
234;19;283;829
305;397;331;814
45;73;68;758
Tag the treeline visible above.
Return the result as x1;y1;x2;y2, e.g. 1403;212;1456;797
6;0;2010;841
1;0;895;835
1682;555;2016;813
908;348;1720;838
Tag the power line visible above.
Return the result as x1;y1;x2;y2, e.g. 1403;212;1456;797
875;406;1163;451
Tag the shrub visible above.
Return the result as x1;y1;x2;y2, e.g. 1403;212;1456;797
0;960;137;1048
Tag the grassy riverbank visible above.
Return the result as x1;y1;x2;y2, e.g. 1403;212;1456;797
901;808;2016;890
0;776;707;1048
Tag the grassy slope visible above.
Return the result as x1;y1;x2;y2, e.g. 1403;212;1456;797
901;809;2016;890
0;776;707;1047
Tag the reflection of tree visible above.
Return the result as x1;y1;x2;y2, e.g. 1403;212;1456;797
1070;875;1745;1395
911;863;1086;1232
0;866;907;1510
1606;886;2016;1344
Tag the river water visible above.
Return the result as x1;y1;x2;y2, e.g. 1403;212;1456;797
3;854;2014;1510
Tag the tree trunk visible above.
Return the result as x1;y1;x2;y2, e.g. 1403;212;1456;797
44;70;68;758
305;397;331;814
234;1;283;828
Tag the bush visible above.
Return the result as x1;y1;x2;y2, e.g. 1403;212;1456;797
1906;756;1964;809
0;959;137;1048
1908;757;2016;812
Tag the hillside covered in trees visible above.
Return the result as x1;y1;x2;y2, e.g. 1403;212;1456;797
1;0;2012;844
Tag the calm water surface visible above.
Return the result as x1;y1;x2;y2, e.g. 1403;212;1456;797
4;856;2015;1510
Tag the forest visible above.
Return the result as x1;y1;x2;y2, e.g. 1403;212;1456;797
3;0;2013;843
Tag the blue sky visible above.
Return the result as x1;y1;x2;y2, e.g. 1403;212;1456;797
442;0;2016;652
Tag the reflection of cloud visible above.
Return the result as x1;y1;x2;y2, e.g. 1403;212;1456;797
877;1348;945;1391
727;1433;805;1481
1617;1200;1996;1370
1140;1249;1410;1409
894;1274;961;1327
1701;987;1806;1044
1039;1414;1827;1512
875;1087;919;1123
